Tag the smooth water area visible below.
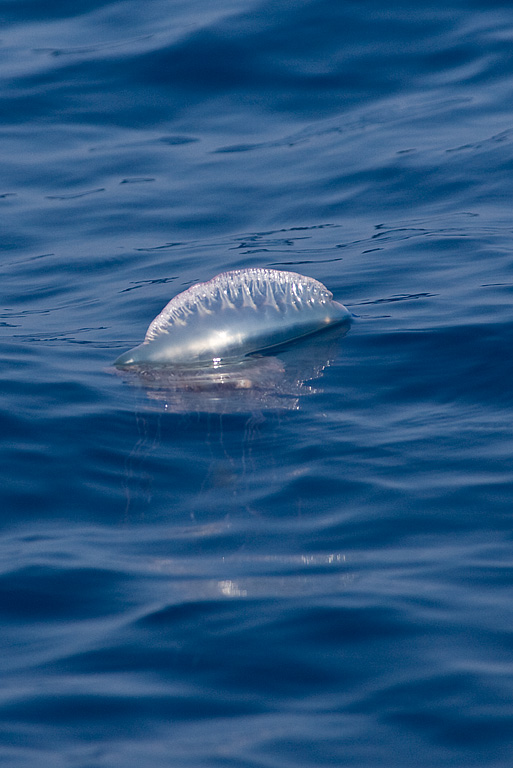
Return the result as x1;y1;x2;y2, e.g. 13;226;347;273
2;1;513;766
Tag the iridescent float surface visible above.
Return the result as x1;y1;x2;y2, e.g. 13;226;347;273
115;268;350;367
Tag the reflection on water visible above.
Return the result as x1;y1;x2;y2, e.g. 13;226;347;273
117;324;350;524
149;552;353;601
114;322;350;414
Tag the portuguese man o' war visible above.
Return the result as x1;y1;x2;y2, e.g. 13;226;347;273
115;268;350;367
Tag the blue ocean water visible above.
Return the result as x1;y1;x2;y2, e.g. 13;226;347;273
2;0;513;765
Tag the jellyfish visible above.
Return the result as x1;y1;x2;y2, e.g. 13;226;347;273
115;268;350;367
115;270;351;519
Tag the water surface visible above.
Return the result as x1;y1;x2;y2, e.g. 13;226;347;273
2;1;513;766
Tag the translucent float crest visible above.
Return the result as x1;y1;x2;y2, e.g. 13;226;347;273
115;268;350;367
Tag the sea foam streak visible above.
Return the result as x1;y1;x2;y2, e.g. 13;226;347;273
115;268;350;367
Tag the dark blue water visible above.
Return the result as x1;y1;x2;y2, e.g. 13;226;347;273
2;1;513;765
